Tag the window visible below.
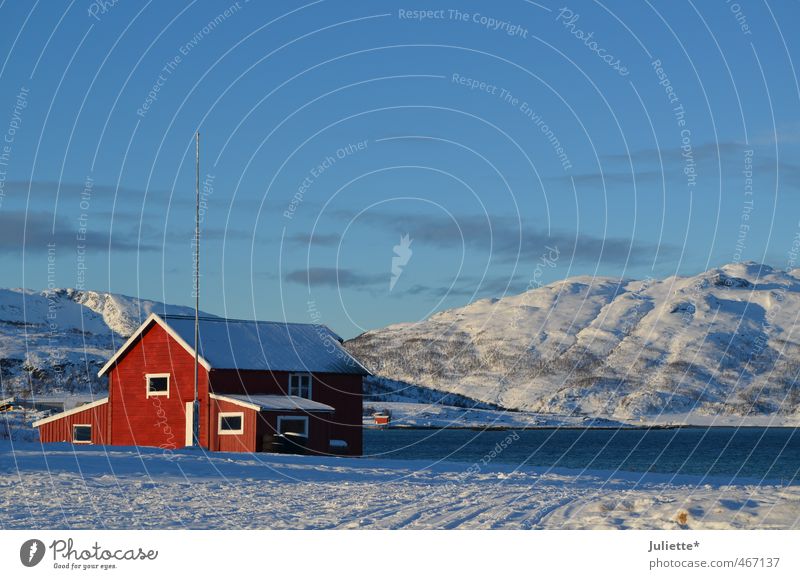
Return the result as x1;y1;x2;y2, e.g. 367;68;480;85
218;412;244;435
288;373;312;399
277;416;308;438
72;424;92;443
146;374;170;397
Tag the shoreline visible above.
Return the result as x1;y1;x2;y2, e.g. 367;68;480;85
364;402;800;430
364;424;678;431
366;424;798;431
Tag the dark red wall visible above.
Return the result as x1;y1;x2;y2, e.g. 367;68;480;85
210;369;363;455
107;322;210;449
254;410;330;454
37;401;110;444
208;398;333;454
312;372;363;456
210;369;284;395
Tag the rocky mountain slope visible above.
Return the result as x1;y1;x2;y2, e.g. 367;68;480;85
345;263;800;419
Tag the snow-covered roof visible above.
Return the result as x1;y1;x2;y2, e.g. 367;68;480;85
98;313;370;376
211;393;335;413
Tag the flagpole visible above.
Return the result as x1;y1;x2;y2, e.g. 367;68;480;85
193;131;200;447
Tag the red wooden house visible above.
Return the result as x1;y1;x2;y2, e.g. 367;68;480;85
34;314;370;455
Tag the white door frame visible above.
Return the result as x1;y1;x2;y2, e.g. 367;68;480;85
185;402;193;447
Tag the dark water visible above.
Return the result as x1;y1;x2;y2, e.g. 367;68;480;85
364;427;800;482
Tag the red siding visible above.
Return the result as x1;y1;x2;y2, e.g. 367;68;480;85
254;411;330;454
37;401;110;444
208;399;332;454
210;370;363;455
209;369;284;395
108;322;210;449
313;373;363;456
209;398;257;452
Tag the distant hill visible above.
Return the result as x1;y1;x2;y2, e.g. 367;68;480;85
0;288;200;396
345;262;800;420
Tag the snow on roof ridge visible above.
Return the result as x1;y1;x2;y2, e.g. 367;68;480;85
146;313;366;374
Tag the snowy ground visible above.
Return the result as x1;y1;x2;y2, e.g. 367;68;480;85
2;441;798;530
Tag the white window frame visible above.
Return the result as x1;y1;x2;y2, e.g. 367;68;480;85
288;373;312;399
277;416;309;438
145;373;170;398
218;412;244;435
72;424;92;444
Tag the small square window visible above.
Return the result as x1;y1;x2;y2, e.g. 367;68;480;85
218;412;244;435
146;374;169;397
288;374;312;399
72;425;92;443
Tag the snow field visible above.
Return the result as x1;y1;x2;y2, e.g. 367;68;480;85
2;442;798;530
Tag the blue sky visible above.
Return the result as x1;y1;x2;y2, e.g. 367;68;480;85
0;0;798;338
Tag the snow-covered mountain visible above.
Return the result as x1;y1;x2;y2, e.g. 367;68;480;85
0;288;200;396
7;262;800;422
0;287;487;410
346;262;800;420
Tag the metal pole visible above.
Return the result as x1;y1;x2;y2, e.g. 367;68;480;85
193;131;200;447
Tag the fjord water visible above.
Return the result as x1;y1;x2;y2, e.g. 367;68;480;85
364;427;800;482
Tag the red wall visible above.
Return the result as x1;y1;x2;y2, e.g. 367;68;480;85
254;410;330;454
209;398;257;452
313;373;363;456
107;322;209;449
210;369;284;395
208;398;333;454
210;369;363;455
38;401;110;444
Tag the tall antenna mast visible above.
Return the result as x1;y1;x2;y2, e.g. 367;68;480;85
193;131;200;447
